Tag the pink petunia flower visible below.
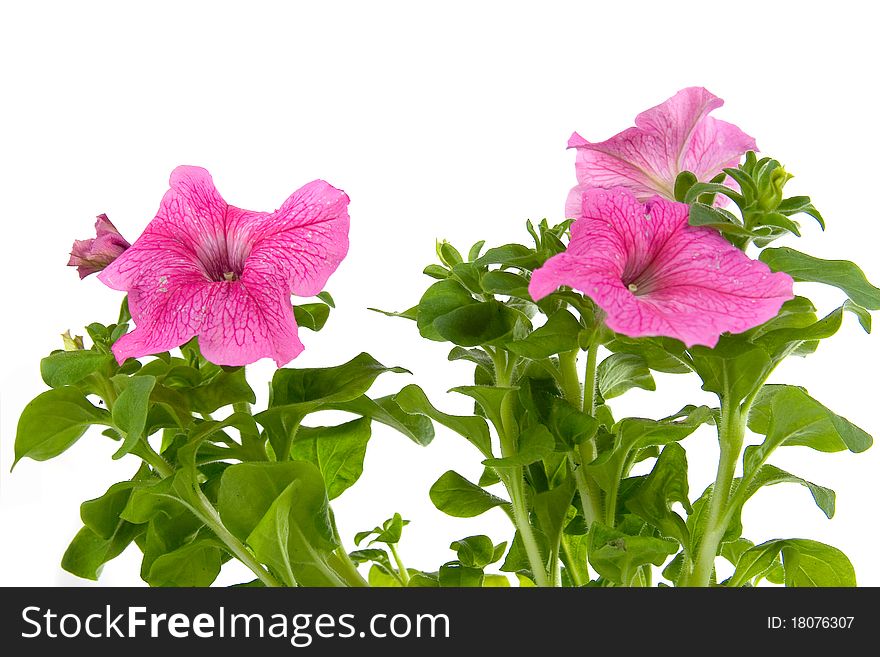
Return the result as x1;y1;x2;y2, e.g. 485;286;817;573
530;188;793;348
98;166;350;367
565;87;756;215
68;214;131;279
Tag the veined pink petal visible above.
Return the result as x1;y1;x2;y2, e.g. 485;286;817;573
98;166;348;366
567;87;756;205
239;180;351;297
530;188;794;347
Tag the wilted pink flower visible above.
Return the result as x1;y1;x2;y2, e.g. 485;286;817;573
98;166;350;367
530;188;793;348
565;87;756;213
68;214;131;278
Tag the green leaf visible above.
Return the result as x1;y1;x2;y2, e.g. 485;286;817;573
437;240;464;267
776;196;825;230
447;346;494;374
316;291;335;307
81;470;151;539
483;425;554;467
760;247;880;310
438;562;484;587
534;476;577;554
747;384;873;455
597;353;656;399
394;384;492;457
14;386;109;466
691;338;773;405
605;336;691;374
625;443;690;546
111;375;157;459
423;264;450;280
482;574;511;587
417;279;476;341
688;203;754;237
61;523;143;581
146;538;222;587
468;240;486;261
40;350;113;388
780;539;856;587
507;309;581;358
480;270;530;298
673;170;698;202
369;305;418;320
293;303;331;332
741;463;835;519
429;470;509;518
291;418;372;499
730;539;855;587
587;405;711;493
449;385;516;437
266;352;408;411
433;300;520;346
728;540;783;587
219;462;339;586
185;366;256;414
368;564;403;587
325;394;434;446
546;397;599;451
473;243;541;270
450;535;497;568
588;522;678;586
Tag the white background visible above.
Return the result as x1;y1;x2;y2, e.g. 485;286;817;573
1;1;878;586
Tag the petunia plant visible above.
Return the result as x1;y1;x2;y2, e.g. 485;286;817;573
13;88;879;588
15;167;435;587
382;87;878;587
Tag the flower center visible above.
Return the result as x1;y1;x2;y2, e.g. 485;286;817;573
195;233;250;283
628;283;639;293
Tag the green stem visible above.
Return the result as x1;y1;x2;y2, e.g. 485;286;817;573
388;543;410;585
490;348;550;588
686;400;745;587
582;341;599;415
558;350;582;407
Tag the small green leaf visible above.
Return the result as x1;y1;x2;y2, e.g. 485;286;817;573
40;350;114;388
473;244;541;270
507;309;581;358
588;522;678;586
416;279;476;341
730;539;855;587
146;538;222;587
111;375;157;459
743;463;835;519
748;384;872;455
673;171;698;202
293;303;331;332
449;385;516;438
439;562;484;587
468;240;486;261
369;306;418;320
691;337;773;405
394;384;492;457
429;470;509;518
423;264;450;280
14;386;109;466
437;240;464;267
598;353;656;399
450;535;497;568
777;196;825;230
760;247;880;310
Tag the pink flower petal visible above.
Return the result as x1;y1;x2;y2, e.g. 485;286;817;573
567;87;756;203
68;214;130;278
530;188;794;348
98;167;348;366
240;180;351;297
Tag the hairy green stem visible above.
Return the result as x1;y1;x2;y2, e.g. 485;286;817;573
331;547;370;587
686;400;745;587
133;438;174;478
